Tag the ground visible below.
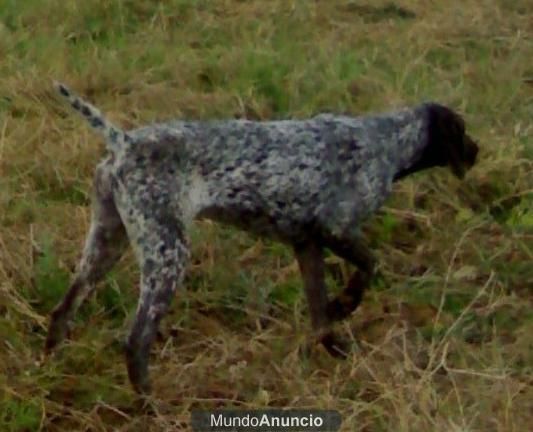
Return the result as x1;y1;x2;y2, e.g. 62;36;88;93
0;0;532;431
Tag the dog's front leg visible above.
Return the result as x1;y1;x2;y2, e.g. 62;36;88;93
322;233;377;322
293;240;348;357
122;209;189;394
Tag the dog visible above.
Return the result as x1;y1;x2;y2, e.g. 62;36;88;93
45;81;478;393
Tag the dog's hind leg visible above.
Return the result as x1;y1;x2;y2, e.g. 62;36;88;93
121;201;190;394
45;164;128;352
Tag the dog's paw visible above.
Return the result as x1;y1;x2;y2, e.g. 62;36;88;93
319;332;351;358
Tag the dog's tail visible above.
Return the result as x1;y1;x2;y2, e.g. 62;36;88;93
53;80;131;154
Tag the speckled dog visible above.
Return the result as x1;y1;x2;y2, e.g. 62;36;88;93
46;81;478;393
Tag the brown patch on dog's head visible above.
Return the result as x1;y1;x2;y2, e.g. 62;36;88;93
426;103;479;179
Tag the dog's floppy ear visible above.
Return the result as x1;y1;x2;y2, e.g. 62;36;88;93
427;104;468;179
445;114;467;179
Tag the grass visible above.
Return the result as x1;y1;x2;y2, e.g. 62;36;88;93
0;0;532;430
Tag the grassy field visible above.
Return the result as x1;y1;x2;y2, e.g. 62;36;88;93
1;0;532;430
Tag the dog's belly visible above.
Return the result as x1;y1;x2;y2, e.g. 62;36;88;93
196;204;313;244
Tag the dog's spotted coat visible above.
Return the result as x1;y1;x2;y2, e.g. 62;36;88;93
46;81;479;393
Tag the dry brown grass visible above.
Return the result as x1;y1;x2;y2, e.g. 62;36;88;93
1;0;532;430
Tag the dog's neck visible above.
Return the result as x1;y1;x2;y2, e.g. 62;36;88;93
391;104;439;181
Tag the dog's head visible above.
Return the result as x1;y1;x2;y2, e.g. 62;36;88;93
425;103;479;179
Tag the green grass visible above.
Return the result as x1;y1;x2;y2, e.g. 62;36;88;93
1;397;42;432
33;236;71;313
0;0;532;430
